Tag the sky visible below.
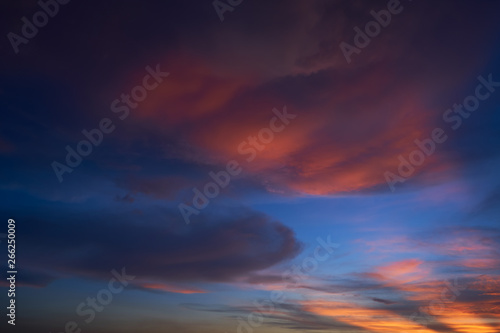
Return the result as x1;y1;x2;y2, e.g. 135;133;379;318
1;0;500;332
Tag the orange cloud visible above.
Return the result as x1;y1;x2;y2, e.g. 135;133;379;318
302;300;437;333
134;54;449;195
132;51;255;130
133;4;500;201
373;259;429;285
431;304;499;333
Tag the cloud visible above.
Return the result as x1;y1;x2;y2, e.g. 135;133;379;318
87;0;500;197
371;297;397;305
301;299;437;333
3;0;499;201
6;206;302;288
374;259;429;284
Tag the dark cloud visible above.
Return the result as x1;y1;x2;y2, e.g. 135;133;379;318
371;297;397;305
4;206;302;287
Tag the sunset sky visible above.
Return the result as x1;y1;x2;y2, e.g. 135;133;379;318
1;1;500;332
